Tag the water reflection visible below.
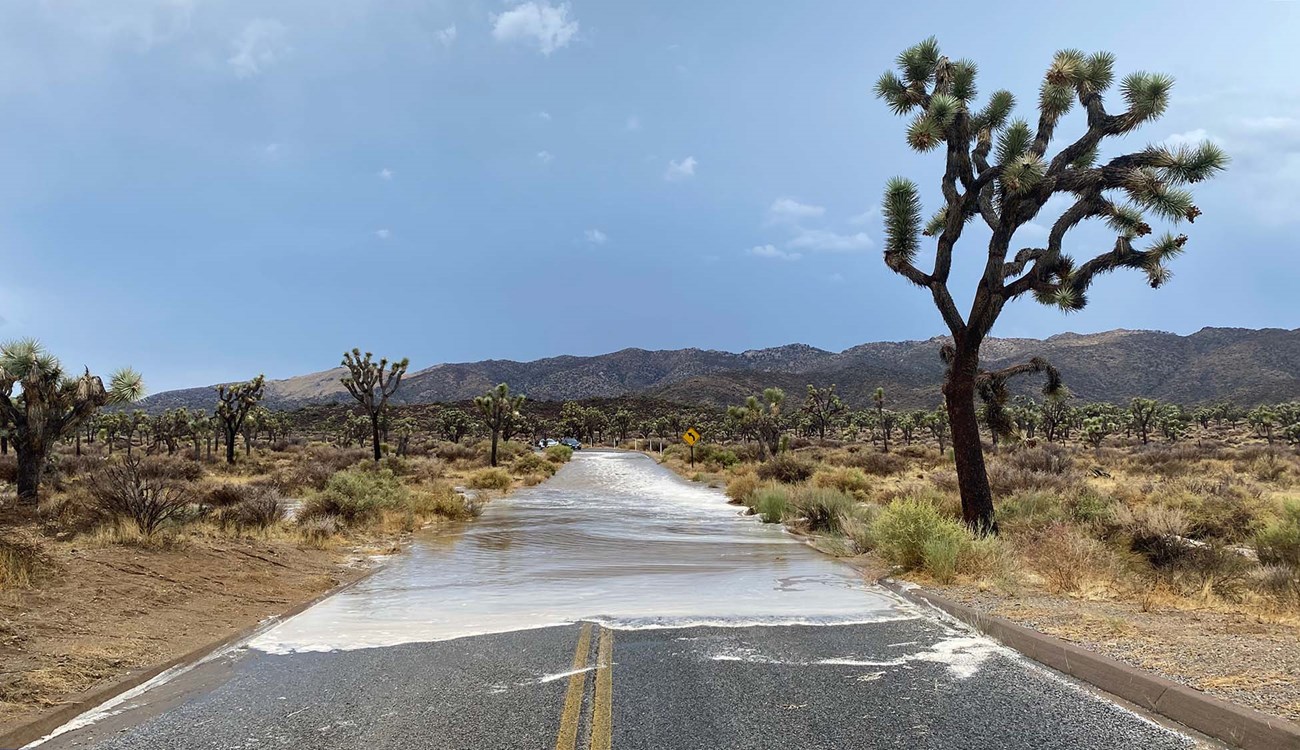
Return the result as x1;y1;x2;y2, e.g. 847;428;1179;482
251;451;910;654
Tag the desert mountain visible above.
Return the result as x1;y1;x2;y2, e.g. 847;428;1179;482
139;327;1300;413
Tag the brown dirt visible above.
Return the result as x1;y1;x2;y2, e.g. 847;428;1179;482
930;582;1300;722
0;524;365;736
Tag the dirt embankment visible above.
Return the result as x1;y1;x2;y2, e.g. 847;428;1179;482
0;525;366;736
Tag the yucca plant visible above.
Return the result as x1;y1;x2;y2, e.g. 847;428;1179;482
475;383;525;467
0;339;144;502
875;39;1227;532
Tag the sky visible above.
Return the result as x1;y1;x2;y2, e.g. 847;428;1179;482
2;0;1299;393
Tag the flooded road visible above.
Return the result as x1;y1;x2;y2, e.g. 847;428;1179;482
252;450;907;653
34;450;1202;750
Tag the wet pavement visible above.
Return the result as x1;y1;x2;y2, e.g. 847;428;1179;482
28;451;1205;749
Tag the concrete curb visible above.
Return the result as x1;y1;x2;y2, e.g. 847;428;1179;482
0;563;385;749
879;578;1300;750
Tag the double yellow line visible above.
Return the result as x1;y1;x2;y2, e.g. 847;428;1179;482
555;623;614;750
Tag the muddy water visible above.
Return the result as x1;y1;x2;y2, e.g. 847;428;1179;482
251;451;910;654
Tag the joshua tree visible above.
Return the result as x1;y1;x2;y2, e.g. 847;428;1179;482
728;388;785;458
436;408;473;443
475;383;525;467
340;349;409;462
1128;397;1160;445
611;409;633;445
875;39;1226;531
215;375;265;464
803;384;846;441
0;339;144;502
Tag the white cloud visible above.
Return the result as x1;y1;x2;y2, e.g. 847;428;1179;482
264;143;281;157
664;156;697;181
787;228;872;252
848;207;879;225
536;150;554;164
492;2;578;56
375;229;391;240
538;111;552;121
584;229;608;245
766;197;825;224
749;244;801;261
378;167;393;180
228;18;289;78
827;272;845;283
436;24;457;46
1161;128;1222;149
625;115;640;131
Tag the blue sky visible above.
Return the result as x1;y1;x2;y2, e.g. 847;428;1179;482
3;0;1299;392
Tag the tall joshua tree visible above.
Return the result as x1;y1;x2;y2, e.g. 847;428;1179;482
875;39;1226;532
340;349;409;462
215;375;265;465
803;384;846;441
475;383;524;467
0;339;144;502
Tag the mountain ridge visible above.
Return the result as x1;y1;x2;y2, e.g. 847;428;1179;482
138;327;1300;413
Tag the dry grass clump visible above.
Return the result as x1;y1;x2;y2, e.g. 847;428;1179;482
724;472;760;505
467;467;512;491
544;444;574;464
0;535;41;590
987;445;1082;495
88;457;194;537
1255;499;1300;568
756;454;813;483
512;453;557;478
811;466;872;496
215;485;287;531
1020;522;1108;594
835;450;906;477
871;497;967;573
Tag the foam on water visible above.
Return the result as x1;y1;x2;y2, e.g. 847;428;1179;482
250;451;913;654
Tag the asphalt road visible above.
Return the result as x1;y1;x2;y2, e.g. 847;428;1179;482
28;452;1208;749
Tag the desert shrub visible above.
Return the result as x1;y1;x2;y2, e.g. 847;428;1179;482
270;460;334;494
996;491;1067;533
923;535;962;583
692;443;739;468
298;467;409;525
792;487;856;534
298;515;343;548
751;486;791;524
1124;443;1212;476
205;483;251;508
1165;543;1255;599
89;457;194;536
54;453;104;480
1254;499;1300;569
987;460;1081;496
958;535;1012;580
468;468;513;491
1255;564;1300;603
756;454;813;483
433;441;477;463
474;440;525;465
1066;488;1118;527
1003;444;1073;475
216;486;286;531
407;484;479;521
927;469;960;494
1248;453;1289;483
544;444;574;464
1021;522;1104;593
305;444;370;473
725;472;760;505
138;455;205;482
812;467;872;495
841;451;906;477
1114;504;1192;567
0;536;39;590
512;453;557;477
841;504;880;554
872;498;967;571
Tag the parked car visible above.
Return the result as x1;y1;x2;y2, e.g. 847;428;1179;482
538;439;559;448
559;437;582;450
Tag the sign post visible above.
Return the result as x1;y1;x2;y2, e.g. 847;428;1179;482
682;427;701;467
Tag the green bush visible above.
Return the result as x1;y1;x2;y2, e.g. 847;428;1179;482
725;473;760;505
693;443;740;468
299;467;409;525
468;468;513;491
512;453;557;477
872;498;968;571
793;487;856;534
756;453;813;483
751;486;791;524
1255;499;1300;568
996;491;1067;532
923;535;962;583
408;485;478;521
544;444;574;464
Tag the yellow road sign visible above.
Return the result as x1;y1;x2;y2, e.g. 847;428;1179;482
682;428;701;445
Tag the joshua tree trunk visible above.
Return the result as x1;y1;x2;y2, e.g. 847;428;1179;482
15;438;47;503
943;346;996;533
371;421;382;462
489;428;500;467
225;426;237;464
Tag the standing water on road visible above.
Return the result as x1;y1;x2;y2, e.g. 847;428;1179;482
251;451;910;653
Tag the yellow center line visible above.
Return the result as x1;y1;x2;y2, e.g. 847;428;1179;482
554;623;593;750
591;627;614;750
